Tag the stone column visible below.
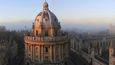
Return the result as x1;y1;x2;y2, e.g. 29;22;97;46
38;46;40;61
40;45;41;62
50;45;53;62
99;48;102;55
30;44;32;60
41;45;44;62
33;44;35;61
52;45;54;62
31;44;34;60
59;45;61;61
53;45;56;61
62;44;63;60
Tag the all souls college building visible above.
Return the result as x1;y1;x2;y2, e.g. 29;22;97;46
24;1;69;65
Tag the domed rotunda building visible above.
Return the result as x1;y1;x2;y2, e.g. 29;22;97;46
24;1;69;65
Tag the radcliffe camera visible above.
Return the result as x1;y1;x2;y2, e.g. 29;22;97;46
0;0;115;65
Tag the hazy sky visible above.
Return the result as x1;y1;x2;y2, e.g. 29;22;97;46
0;0;115;30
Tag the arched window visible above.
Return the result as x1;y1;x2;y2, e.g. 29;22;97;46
45;31;48;36
37;19;39;22
36;30;38;36
29;45;31;51
54;30;57;36
44;47;48;53
36;47;38;53
56;46;59;53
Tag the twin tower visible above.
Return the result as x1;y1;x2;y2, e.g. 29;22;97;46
24;1;69;65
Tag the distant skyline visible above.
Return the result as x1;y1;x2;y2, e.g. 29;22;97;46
0;0;115;30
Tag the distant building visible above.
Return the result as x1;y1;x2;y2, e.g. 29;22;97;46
24;1;69;65
107;24;115;35
69;32;115;65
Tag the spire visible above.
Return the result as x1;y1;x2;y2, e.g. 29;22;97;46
43;0;49;10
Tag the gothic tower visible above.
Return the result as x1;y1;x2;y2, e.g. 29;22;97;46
24;1;69;65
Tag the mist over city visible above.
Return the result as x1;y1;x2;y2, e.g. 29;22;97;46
0;20;113;32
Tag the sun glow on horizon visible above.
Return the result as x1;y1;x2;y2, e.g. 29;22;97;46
0;0;115;30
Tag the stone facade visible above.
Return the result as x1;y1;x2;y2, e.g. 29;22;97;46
24;1;69;65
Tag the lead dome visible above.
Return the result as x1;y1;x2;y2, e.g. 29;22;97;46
34;2;60;29
32;2;61;36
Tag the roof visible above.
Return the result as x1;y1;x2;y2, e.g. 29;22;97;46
34;2;61;29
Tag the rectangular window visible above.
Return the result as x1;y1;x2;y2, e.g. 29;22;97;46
44;47;48;53
56;46;59;53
